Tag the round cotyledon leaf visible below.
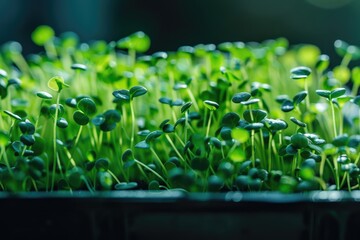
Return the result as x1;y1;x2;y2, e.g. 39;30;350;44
291;133;309;149
113;89;130;100
36;91;53;100
48;76;69;93
293;91;308;106
316;90;331;99
181;102;192;113
203;100;219;111
31;25;54;46
117;31;150;53
290;66;312;80
229;148;246;163
281;100;295;112
73;110;90;125
129;85;148;99
232;128;249;143
71;63;87;71
56;117;68;128
77;97;96;116
3;110;22;121
221;112;240;128
330;88;346;99
243;109;267;123
232;92;251;103
333;66;350;84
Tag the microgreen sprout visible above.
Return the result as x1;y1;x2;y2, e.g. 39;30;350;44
47;76;69;191
290;66;311;110
0;28;359;193
203;100;219;137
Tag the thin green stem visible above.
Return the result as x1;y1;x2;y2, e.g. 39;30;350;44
80;176;94;193
135;159;170;188
304;78;310;110
206;111;213;138
73;125;83;148
186;89;199;112
87;125;96;150
352;82;359;97
56;152;65;182
292;153;297;176
136;163;150;182
251;130;255;167
339;108;344;136
8;119;15;141
31;178;38;192
226;141;239;159
64;148;77;167
259;129;265;162
165;134;188;167
332;156;340;190
346;174;351;192
297;149;302;171
130;100;136;149
44;41;58;59
150;147;167;175
12;53;31;76
171;108;177;123
314;177;327;190
107;170;121;184
221;145;225;160
341;53;352;67
340;172;350;191
128;49;136;67
184;111;189;142
248;105;254;122
51;92;61;192
267;133;273;172
34;100;44;132
355;152;360;165
319;153;326;179
0;102;4;130
174;132;185;147
1;146;13;176
203;108;208;131
329;100;338;138
168;71;176;100
98;131;104;152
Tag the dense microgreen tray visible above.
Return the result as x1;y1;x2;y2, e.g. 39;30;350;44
0;25;359;193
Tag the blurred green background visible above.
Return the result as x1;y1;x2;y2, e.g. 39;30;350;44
0;0;359;60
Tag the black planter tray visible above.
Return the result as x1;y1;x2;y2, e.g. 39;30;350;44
1;191;359;240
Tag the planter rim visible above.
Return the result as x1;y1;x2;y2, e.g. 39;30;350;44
1;190;360;203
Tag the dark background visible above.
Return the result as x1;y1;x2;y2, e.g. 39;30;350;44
0;0;359;60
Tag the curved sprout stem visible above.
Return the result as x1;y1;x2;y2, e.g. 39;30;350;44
150;147;167;175
134;159;170;189
206;111;213;138
165;134;189;168
107;169;121;184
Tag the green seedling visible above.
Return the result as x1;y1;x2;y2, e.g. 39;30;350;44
290;66;312;110
117;31;150;66
113;85;147;149
0;28;359;193
47;76;69;191
316;87;346;138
